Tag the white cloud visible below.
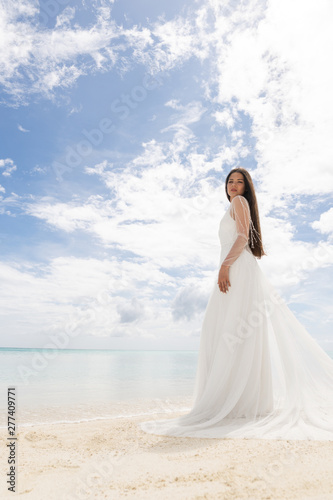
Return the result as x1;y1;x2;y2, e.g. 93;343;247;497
0;184;5;193
259;216;333;291
172;286;209;322
0;254;210;346
117;297;145;323
25;176;222;269
68;104;83;115
54;6;76;29
312;208;333;237
209;0;333;200
31;165;47;174
213;109;235;129
140;12;210;73
0;1;208;105
0;2;120;104
0;158;17;177
18;124;29;132
25;197;107;233
162;100;206;130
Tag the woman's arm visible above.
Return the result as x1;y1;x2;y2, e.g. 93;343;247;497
221;195;250;267
218;196;250;293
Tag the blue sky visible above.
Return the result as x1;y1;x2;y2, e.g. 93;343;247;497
0;0;332;351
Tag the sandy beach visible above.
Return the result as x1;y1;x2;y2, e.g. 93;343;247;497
1;410;332;500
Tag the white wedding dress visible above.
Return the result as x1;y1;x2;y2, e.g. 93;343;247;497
139;196;333;440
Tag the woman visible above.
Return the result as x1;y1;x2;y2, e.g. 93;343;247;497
140;167;333;440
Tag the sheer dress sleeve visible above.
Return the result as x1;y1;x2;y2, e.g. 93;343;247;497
222;195;250;267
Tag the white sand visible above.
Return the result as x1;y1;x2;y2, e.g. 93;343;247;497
1;410;332;499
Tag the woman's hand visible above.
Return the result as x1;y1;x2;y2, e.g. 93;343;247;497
218;265;231;293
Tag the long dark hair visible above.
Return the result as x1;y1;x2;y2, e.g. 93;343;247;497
225;167;266;259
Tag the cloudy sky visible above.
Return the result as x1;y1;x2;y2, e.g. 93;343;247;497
0;0;332;351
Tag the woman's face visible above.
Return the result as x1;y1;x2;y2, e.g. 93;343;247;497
227;172;246;201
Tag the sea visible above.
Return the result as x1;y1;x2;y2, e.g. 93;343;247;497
0;348;197;427
2;347;332;428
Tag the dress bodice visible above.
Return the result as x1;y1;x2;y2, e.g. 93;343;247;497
218;206;238;248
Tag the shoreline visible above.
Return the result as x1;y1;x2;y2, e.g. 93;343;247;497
1;412;332;499
0;396;194;430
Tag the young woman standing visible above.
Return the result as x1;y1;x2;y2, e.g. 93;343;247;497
140;167;333;440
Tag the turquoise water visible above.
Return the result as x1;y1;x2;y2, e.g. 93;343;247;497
0;348;198;425
1;347;332;426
